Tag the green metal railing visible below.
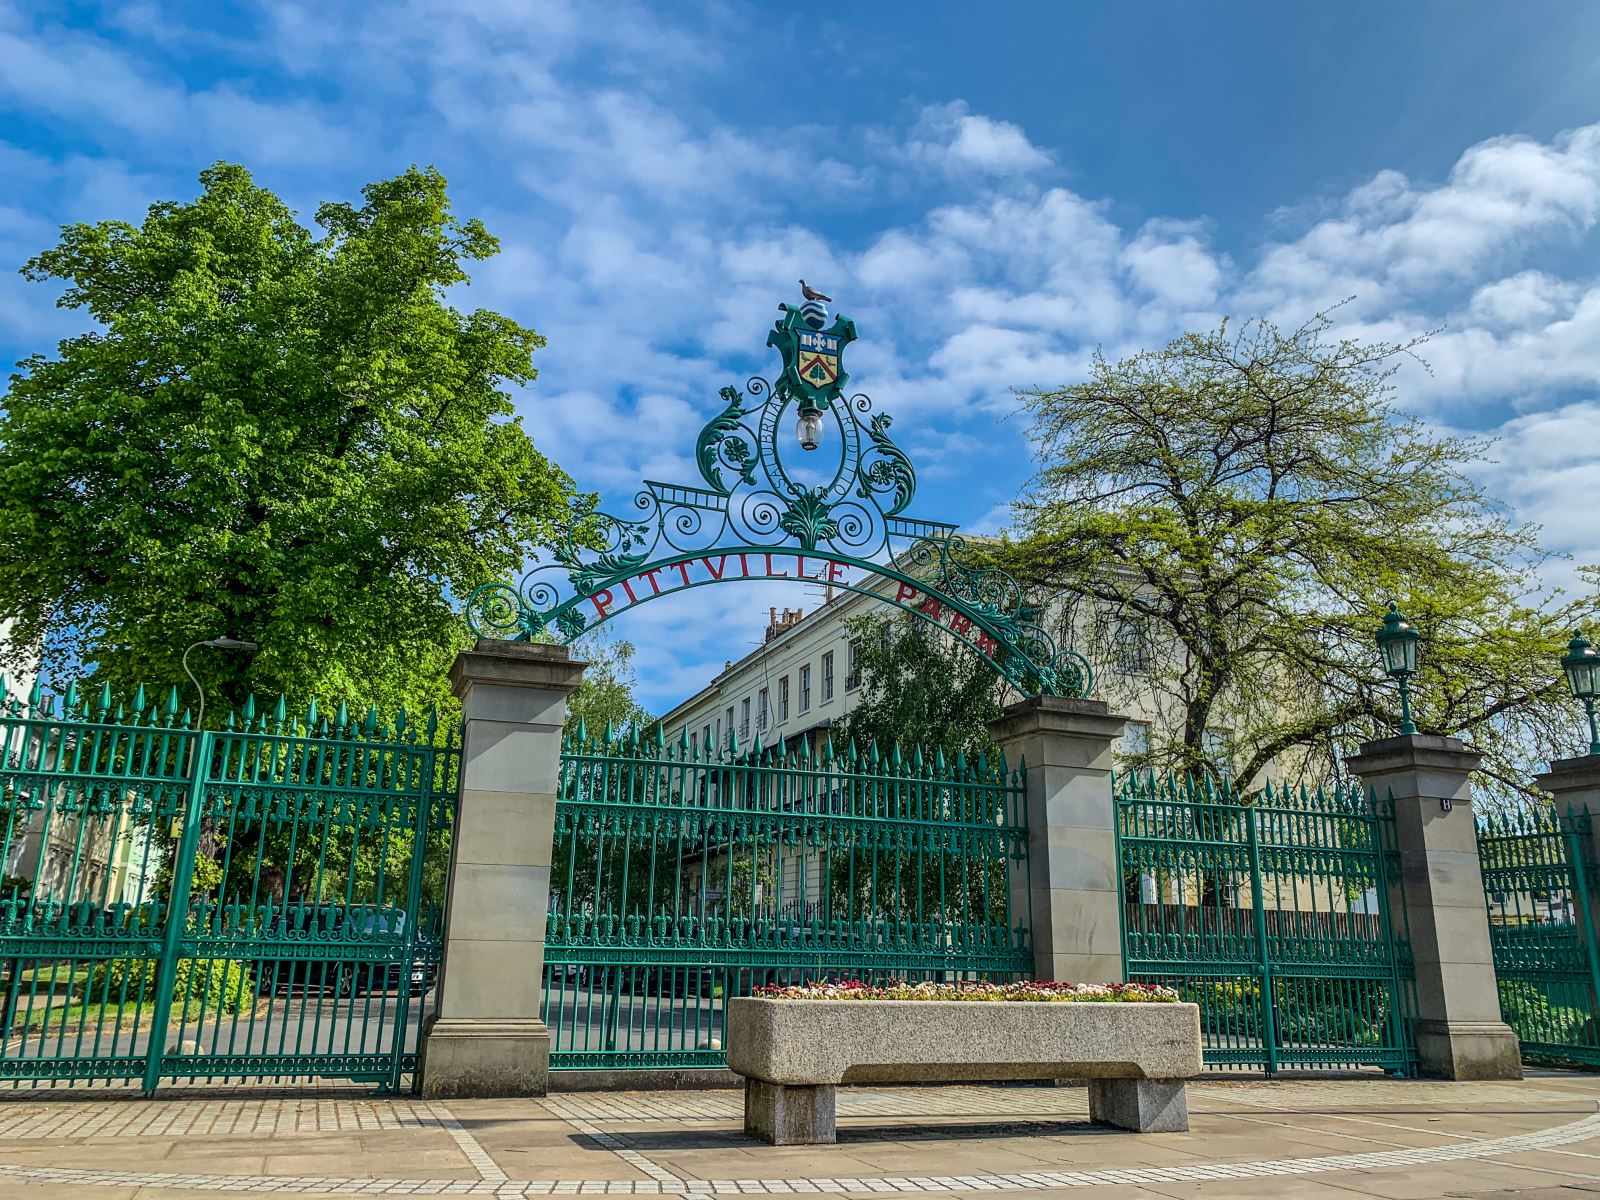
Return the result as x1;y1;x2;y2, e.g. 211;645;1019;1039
0;681;456;1092
1477;807;1600;1066
1114;772;1416;1074
542;725;1032;1071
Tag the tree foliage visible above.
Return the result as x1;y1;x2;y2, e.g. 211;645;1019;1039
1012;311;1595;804
0;162;582;718
563;630;653;738
836;612;1005;763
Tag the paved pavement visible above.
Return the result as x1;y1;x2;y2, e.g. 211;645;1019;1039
2;1072;1600;1198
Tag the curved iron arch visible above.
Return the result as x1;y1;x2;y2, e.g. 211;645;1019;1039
465;299;1093;699
470;544;1090;699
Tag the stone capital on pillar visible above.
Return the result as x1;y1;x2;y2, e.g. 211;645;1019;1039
988;695;1127;985
420;639;587;1098
1345;732;1521;1081
1536;754;1600;813
449;637;587;700
1536;755;1600;936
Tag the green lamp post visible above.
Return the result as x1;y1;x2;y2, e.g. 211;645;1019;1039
1375;601;1421;736
1561;630;1600;756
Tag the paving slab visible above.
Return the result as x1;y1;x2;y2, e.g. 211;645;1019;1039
2;1076;1600;1197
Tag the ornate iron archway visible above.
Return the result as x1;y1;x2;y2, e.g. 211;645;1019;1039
468;293;1091;697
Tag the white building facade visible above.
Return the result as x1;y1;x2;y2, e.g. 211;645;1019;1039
657;583;1210;782
654;573;1264;916
0;630;157;909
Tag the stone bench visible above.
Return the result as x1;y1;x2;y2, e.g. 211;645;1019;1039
725;997;1202;1145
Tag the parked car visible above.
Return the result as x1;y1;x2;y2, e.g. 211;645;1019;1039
619;964;716;997
408;959;439;995
257;905;415;997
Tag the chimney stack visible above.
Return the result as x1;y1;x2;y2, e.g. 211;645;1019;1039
764;605;806;642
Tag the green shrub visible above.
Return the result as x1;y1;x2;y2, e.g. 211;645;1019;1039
170;958;253;1013
1185;979;1262;1034
1273;978;1388;1046
76;957;254;1014
75;957;160;1004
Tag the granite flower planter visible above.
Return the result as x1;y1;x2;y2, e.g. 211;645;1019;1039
726;997;1202;1144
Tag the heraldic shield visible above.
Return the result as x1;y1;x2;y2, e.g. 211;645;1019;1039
767;303;858;408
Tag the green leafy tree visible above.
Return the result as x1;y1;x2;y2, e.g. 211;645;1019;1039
835;612;1005;763
562;631;653;739
0;162;583;717
1012;311;1594;804
834;612;1013;930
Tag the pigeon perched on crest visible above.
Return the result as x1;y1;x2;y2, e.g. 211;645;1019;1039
799;279;833;303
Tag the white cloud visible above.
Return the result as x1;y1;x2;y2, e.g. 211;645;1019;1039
1466;270;1578;328
905;101;1051;176
0;23;357;166
1244;125;1600;317
1465;400;1600;592
1121;219;1226;309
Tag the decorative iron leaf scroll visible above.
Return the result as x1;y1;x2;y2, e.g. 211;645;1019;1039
466;306;1091;698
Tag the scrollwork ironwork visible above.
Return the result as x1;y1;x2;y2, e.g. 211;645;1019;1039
465;304;1092;698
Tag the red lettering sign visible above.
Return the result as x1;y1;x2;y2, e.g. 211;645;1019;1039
895;581;920;603
590;589;614;620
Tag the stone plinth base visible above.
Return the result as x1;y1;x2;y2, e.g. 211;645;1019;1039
1088;1078;1189;1132
419;1017;551;1098
1415;1020;1522;1081
744;1080;837;1145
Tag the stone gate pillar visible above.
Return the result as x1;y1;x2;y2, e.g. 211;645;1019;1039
1346;734;1521;1080
420;640;585;1098
988;696;1128;983
1536;755;1600;931
1538;755;1600;842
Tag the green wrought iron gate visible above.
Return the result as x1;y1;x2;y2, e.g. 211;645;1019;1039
1477;808;1600;1066
1114;773;1417;1073
0;682;456;1091
541;725;1032;1071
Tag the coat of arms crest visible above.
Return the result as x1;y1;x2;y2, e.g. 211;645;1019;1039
768;289;858;410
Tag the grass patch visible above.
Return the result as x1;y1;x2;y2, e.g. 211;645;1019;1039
4;996;275;1039
0;965;95;993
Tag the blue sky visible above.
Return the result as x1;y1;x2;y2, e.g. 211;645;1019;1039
3;2;1600;712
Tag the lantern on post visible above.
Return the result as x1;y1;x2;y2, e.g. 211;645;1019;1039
1375;601;1420;737
1560;630;1600;757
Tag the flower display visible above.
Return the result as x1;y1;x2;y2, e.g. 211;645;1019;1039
750;980;1179;1003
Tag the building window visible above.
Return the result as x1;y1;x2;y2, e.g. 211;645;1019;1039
724;706;734;745
778;676;790;722
1120;721;1151;760
740;698;750;741
1112;616;1150;675
1202;729;1234;781
822;652;834;701
845;638;861;691
799;665;812;712
702;723;711;753
757;688;769;731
